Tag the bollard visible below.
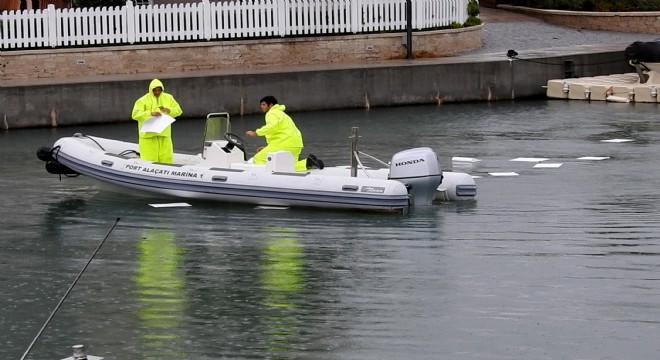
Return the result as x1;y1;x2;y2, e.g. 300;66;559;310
60;344;104;360
73;345;87;360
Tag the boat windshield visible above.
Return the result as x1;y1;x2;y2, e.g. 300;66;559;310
203;112;231;142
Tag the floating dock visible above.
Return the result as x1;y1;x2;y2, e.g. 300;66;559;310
547;40;660;103
546;72;660;103
547;57;660;103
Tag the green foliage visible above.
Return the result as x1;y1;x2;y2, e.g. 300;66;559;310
449;21;464;28
463;0;481;27
468;0;480;16
464;15;483;26
73;0;125;8
496;0;660;11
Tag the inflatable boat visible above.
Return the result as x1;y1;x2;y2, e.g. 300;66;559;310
37;114;476;213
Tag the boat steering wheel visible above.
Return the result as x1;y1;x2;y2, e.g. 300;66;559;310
222;132;248;160
224;132;246;149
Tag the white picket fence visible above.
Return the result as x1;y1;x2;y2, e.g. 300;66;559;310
0;0;469;50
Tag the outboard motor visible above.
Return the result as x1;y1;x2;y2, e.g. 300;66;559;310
45;160;78;175
37;146;54;162
37;146;79;176
389;147;443;206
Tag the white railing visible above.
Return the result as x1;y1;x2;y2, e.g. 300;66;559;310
0;0;468;50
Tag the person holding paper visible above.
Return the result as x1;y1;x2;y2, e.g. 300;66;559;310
131;79;183;163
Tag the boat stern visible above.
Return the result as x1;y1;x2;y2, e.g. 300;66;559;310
435;171;477;202
388;147;443;206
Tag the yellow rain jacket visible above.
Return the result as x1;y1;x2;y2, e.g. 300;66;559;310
132;79;183;138
131;79;183;163
254;104;307;171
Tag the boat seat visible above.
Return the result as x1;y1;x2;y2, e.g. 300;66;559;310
266;151;296;172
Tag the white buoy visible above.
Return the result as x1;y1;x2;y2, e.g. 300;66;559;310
605;95;630;103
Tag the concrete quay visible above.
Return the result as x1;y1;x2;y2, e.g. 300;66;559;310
1;7;656;130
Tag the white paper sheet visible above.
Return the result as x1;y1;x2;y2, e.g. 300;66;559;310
600;139;632;143
576;156;610;161
489;172;519;177
533;163;563;168
141;114;176;133
452;156;481;163
510;157;549;162
149;202;191;208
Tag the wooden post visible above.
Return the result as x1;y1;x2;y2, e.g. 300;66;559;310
350;127;359;177
406;0;412;59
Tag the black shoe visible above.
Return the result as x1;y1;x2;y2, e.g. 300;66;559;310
306;154;325;170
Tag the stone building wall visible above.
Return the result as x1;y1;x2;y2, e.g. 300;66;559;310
0;27;482;82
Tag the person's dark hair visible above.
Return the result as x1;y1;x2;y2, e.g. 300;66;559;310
260;96;278;105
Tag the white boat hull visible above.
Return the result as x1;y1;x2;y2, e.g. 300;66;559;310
39;134;476;213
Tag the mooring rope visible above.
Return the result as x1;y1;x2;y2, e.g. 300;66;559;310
20;217;121;360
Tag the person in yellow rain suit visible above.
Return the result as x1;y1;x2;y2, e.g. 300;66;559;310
245;96;324;171
131;79;183;163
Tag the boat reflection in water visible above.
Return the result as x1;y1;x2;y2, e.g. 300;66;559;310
132;225;308;357
134;228;187;357
259;227;305;354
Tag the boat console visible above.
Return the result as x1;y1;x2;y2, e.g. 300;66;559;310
201;140;245;168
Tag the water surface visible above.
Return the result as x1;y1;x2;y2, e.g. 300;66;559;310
1;100;659;359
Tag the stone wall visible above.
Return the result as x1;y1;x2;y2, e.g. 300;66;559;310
1;44;632;130
499;5;660;34
0;27;482;82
